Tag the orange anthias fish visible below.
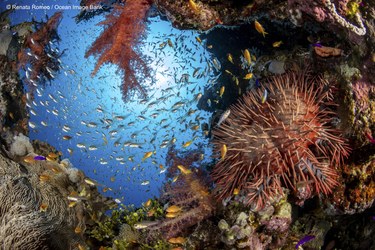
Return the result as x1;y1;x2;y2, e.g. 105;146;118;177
182;140;193;148
142;151;154;162
166;205;182;213
177;165;192;175
220;144;227;160
168;237;186;244
243;49;251;65
189;0;199;14
254;20;268;37
219;86;225;98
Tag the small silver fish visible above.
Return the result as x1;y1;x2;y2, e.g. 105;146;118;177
134;221;159;229
217;109;231;127
141;180;150;186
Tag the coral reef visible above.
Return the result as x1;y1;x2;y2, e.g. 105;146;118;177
0;153;82;249
0;55;28;139
85;0;153;101
218;198;292;249
340;68;375;147
287;0;367;44
211;69;350;210
288;211;333;250
0;137;116;249
155;0;220;30
328;155;375;214
155;0;289;31
17;12;63;87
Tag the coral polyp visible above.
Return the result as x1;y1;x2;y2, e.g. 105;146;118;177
212;70;350;210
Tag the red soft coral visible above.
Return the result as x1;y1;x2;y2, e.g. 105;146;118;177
85;0;153;101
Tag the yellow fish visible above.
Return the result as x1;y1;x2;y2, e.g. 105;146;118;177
84;178;98;186
23;155;35;164
243;49;251;65
159;42;167;48
46;156;57;162
39;174;51;182
221;144;227;160
182;140;192;148
191;125;200;130
177;165;192;175
166;211;180;218
261;89;268;104
166;205;182;213
225;69;233;75
243;73;253;80
272;40;283;47
172;175;179;183
234;77;239;86
168;237;186;244
145;199;152;207
195;36;202;43
48;152;59;158
75;225;82;234
233;188;240;195
255;20;268;37
227;53;234;64
39;203;48;212
142;151;154;162
189;0;199;14
251;54;257;61
68;201;77;208
219;86;225;98
167;39;173;47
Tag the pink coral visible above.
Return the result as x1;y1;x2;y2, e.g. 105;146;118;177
147;149;215;239
287;0;366;43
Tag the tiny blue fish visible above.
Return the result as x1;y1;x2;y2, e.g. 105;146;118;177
296;235;315;249
312;43;322;48
34;155;46;161
255;79;260;88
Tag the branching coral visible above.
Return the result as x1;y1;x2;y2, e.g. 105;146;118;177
85;0;153;101
147;169;215;239
17;12;62;87
211;70;350;210
146;149;215;240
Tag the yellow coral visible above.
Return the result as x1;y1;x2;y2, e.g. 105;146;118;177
346;1;360;18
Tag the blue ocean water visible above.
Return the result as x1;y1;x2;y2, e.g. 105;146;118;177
2;0;216;206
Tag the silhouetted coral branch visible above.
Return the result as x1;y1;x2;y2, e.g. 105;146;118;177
85;0;153;101
17;12;62;87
